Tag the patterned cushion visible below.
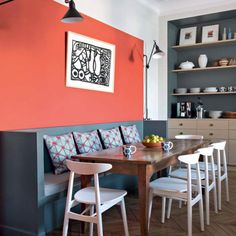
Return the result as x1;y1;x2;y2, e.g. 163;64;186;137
120;125;141;144
44;133;77;175
73;130;103;154
99;127;123;149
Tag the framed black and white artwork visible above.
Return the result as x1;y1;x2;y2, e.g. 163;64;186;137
66;31;116;93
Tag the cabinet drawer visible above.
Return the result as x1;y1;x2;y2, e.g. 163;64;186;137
197;120;228;130
229;120;236;130
229;130;236;139
168;119;197;129
168;129;197;138
197;129;228;139
228;140;236;165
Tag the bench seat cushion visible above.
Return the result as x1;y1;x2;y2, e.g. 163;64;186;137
44;172;81;196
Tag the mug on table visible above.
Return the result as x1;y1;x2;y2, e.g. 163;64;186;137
162;141;174;152
123;145;137;157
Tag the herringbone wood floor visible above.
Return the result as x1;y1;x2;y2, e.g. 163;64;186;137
47;171;236;236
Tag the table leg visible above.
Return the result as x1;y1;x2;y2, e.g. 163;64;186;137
80;175;91;233
138;166;150;236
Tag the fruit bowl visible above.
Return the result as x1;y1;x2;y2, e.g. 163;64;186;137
142;142;163;148
142;134;164;148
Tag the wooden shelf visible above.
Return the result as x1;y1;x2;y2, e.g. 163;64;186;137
171;92;236;96
172;64;236;73
172;38;236;50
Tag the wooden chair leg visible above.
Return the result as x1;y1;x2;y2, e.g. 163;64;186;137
187;202;192;236
205;186;210;225
225;175;230;202
148;190;153;230
62;215;69;236
218;177;222;210
97;213;103;236
167;198;172;219
199;198;204;232
161;197;166;224
89;205;94;236
120;199;129;236
179;200;182;208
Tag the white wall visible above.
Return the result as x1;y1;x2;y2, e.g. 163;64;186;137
55;0;160;120
158;3;236;120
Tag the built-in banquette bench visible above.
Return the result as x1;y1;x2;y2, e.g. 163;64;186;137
0;120;143;236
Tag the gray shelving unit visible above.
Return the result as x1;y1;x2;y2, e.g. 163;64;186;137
168;10;236;118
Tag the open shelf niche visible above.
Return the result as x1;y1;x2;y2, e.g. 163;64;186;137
168;10;236;117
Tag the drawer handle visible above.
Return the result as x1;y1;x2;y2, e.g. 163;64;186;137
179;132;183;135
179;123;183;126
209;133;214;136
209;123;214;127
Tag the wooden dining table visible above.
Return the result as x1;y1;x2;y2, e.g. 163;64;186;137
73;139;210;236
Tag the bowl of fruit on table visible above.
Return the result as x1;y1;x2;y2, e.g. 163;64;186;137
142;134;164;148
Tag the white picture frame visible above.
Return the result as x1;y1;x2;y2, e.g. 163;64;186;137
179;26;197;45
66;31;116;93
202;24;219;43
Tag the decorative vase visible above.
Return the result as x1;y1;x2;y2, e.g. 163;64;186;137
198;54;208;68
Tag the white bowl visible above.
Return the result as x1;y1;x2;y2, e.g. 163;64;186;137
203;90;217;93
190;88;200;93
205;87;217;91
175;88;187;94
209;111;222;119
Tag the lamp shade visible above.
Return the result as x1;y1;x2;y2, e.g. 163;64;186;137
152;44;165;59
61;0;83;23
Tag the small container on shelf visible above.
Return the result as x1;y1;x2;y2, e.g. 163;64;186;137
228;28;232;40
218;58;229;66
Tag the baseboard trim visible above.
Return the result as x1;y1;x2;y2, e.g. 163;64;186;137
0;224;44;236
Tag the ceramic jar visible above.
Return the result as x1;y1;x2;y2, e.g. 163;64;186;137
198;54;208;68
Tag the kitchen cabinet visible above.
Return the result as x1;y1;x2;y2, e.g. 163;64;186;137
168;118;235;165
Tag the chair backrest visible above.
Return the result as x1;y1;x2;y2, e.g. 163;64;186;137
211;141;226;150
178;153;202;201
196;146;214;156
178;153;200;165
66;160;112;175
196;146;215;186
175;135;204;140
210;141;227;172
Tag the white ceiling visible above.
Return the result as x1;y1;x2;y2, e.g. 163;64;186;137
138;0;236;15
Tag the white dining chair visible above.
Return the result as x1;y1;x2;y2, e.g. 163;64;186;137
169;146;217;225
194;146;218;224
169;134;204;208
62;160;129;236
148;153;204;236
175;135;204;140
211;141;230;210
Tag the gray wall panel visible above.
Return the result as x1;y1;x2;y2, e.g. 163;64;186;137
0;132;40;235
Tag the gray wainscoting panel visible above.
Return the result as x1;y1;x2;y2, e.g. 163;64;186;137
0;120;143;235
143;120;167;138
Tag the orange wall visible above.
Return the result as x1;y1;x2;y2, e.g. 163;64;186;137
0;0;143;130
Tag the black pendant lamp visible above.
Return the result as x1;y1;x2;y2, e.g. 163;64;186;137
0;0;14;6
61;0;83;23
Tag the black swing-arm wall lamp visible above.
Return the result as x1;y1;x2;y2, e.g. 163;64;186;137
144;40;164;120
61;0;84;23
